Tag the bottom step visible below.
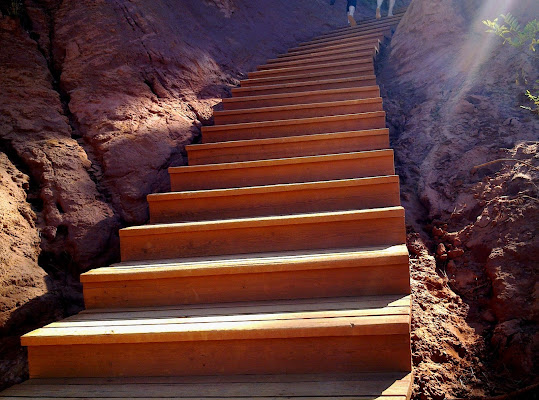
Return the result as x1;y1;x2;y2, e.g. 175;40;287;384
0;373;413;399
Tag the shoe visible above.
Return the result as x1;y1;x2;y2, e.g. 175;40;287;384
330;0;335;4
376;7;381;19
388;11;394;17
347;14;357;26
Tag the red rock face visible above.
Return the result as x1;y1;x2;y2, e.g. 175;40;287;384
377;0;539;398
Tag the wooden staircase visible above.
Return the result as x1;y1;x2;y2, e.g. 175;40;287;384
1;11;412;400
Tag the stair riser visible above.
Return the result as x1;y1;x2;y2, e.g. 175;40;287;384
241;66;374;87
260;51;374;70
320;16;404;37
172;151;394;191
27;335;411;378
317;14;405;38
214;100;383;125
83;264;409;309
232;77;377;97
202;113;386;143
299;24;397;46
188;131;389;164
150;179;399;223
248;59;373;79
288;31;390;54
223;87;380;110
120;212;404;261
273;42;379;63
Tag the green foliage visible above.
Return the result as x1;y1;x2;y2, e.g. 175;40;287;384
482;13;539;52
483;14;539;116
521;87;539;115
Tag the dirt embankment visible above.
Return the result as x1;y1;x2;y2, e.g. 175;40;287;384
377;0;538;398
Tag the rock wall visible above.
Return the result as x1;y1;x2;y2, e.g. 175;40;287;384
377;0;538;397
0;0;409;390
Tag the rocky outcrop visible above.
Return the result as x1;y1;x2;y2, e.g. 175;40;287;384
378;0;538;397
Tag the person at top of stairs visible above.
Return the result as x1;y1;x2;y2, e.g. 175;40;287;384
329;0;357;27
376;0;396;18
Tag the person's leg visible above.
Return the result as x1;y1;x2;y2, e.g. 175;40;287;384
376;0;383;19
388;0;395;16
347;5;356;26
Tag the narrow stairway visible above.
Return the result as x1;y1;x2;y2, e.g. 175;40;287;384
1;11;412;400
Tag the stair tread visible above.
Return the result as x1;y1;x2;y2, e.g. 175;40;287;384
202;111;385;132
225;85;379;104
21;294;410;346
214;97;382;118
249;57;373;77
1;372;412;399
149;175;398;202
188;128;388;151
241;66;374;86
274;41;380;61
82;243;408;282
232;75;376;94
120;206;404;237
172;149;392;174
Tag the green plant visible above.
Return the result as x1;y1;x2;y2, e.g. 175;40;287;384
483;14;539;116
483;13;539;52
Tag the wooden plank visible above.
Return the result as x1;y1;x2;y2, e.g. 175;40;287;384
4;378;411;397
26;335;412;377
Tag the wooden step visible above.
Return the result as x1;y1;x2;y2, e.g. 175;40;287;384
279;39;381;61
214;98;383;125
149;175;400;223
296;25;395;49
232;75;377;97
119;206;405;261
171;149;394;191
320;12;405;37
0;372;413;399
82;244;409;308
21;295;411;377
248;58;373;80
264;46;377;69
240;65;374;87
272;40;380;63
300;18;403;45
287;30;391;55
202;112;385;143
188;128;389;164
223;86;380;110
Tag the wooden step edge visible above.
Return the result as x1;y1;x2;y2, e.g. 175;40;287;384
240;65;374;87
318;18;403;39
289;31;391;53
81;243;409;283
119;206;404;238
232;75;377;94
202;111;385;133
2;372;413;399
21;312;410;347
214;97;383;118
323;12;406;36
297;26;395;48
172;148;392;174
248;58;374;78
274;40;380;61
188;129;388;151
148;175;398;202
224;85;380;105
262;49;375;69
